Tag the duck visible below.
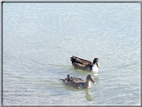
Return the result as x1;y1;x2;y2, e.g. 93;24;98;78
70;56;100;72
60;74;96;89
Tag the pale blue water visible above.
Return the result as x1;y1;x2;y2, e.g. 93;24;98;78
3;3;140;105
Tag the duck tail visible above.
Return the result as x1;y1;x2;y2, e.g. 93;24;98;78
70;56;73;62
67;74;70;80
70;55;76;63
60;79;64;82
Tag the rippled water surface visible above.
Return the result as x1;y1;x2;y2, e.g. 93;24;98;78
3;3;140;105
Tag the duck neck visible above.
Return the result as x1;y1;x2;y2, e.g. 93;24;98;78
92;63;99;72
86;79;89;83
93;63;96;66
85;79;91;88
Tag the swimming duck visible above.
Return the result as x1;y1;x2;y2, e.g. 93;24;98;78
70;56;100;72
60;74;96;89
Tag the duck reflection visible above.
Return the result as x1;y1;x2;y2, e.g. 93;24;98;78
85;88;94;101
62;84;95;101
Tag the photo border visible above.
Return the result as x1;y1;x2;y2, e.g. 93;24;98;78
1;0;141;107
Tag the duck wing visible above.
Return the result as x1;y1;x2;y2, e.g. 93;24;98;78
70;56;93;65
67;74;86;83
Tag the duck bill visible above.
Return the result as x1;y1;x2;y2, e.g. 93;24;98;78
96;62;100;68
94;82;97;84
92;80;96;84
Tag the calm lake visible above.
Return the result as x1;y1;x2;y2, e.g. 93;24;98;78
3;3;140;105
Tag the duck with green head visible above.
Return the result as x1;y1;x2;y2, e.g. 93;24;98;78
70;56;100;72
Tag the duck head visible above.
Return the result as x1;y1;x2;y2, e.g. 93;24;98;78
86;75;96;84
93;58;100;68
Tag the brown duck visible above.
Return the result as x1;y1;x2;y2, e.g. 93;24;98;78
70;56;100;72
60;74;96;89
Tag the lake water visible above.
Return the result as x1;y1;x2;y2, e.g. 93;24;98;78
3;3;140;105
